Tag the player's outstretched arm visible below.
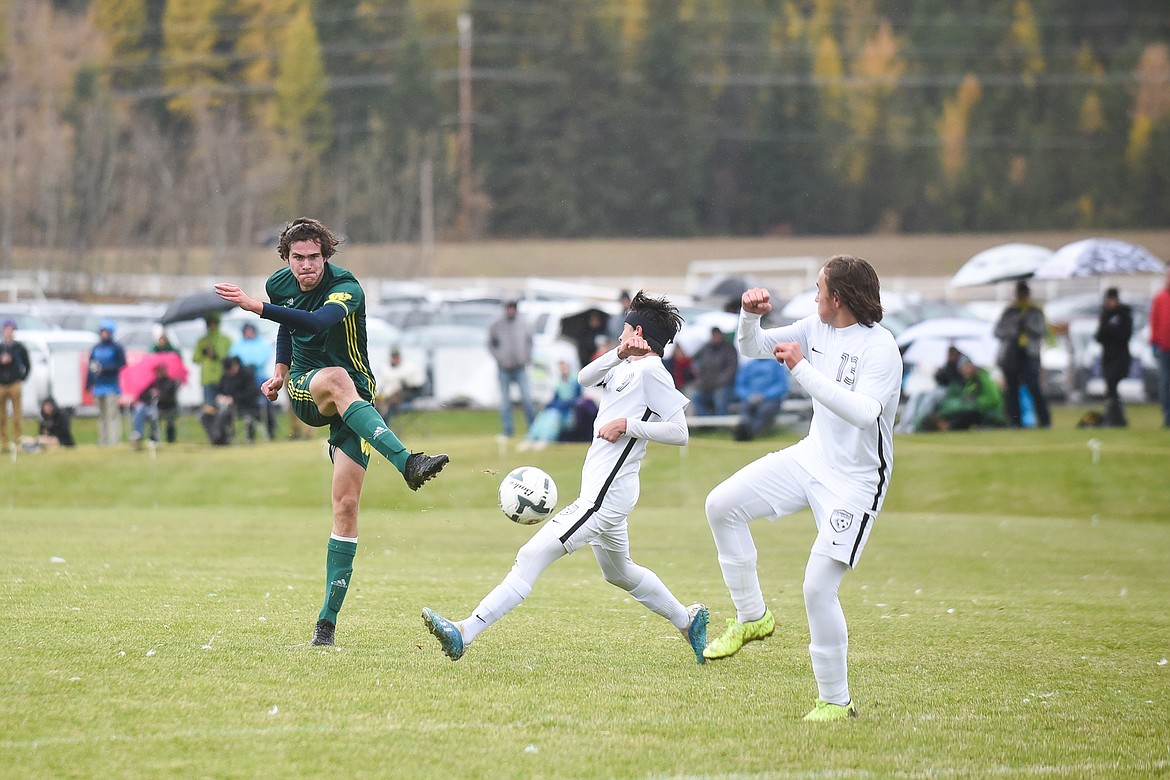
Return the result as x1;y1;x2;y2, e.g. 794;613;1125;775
214;283;263;315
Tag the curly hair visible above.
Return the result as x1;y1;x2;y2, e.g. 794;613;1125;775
824;255;883;327
277;217;344;262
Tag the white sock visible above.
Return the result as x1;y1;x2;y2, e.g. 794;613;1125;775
809;643;850;706
628;571;689;630
461;571;532;644
804;554;851;705
706;483;771;623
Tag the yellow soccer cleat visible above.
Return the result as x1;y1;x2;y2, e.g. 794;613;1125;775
701;609;775;660
802;699;858;722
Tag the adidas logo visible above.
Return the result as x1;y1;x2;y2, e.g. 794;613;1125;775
331;578;348;589
371;426;388;440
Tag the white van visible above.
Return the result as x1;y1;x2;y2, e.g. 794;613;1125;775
15;329;99;416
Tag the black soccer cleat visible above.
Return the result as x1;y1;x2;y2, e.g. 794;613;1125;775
404;452;449;491
310;618;335;647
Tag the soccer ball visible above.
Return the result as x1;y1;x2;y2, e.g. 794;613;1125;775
498;466;558;525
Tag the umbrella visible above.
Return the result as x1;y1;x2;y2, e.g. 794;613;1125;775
119;351;189;404
896;317;998;370
1032;237;1165;280
948;243;1054;288
160;291;236;325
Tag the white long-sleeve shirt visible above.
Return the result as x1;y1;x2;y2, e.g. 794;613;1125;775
575;348;689;514
738;311;902;511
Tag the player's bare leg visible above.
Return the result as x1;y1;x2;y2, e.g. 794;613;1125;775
310;367;448;489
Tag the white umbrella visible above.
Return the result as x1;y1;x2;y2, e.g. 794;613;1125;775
948;243;1054;288
1032;237;1165;280
896;317;998;370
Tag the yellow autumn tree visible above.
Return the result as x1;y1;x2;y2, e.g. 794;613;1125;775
1005;0;1045;84
162;0;227;117
91;0;146;64
1126;43;1170;169
937;74;982;183
273;3;332;160
843;18;904;182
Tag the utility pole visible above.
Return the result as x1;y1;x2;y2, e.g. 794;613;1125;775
456;11;473;239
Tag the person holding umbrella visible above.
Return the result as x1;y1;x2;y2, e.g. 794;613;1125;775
213;217;449;648
994;281;1051;429
195;313;232;413
1095;288;1133;427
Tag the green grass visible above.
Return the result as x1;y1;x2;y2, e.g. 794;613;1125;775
2;406;1169;778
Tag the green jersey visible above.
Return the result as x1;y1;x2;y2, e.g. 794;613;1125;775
265;263;376;400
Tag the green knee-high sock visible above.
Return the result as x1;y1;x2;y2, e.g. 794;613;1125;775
342;400;410;472
319;536;358;624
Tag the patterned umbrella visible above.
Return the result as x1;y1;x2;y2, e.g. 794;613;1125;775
1032;238;1165;280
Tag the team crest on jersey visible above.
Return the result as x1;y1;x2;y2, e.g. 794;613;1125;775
830;509;854;533
327;292;353;304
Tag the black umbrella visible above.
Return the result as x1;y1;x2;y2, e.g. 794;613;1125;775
159;291;237;325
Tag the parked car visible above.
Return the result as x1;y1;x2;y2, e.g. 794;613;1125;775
14;328;99;417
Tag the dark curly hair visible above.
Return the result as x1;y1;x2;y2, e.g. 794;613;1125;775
626;290;684;356
277;217;344;262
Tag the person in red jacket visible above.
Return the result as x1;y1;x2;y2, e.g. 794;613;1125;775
1150;268;1170;428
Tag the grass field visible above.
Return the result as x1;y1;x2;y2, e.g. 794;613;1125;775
2;407;1169;778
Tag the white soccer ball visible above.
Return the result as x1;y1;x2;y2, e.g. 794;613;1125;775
498;466;558;525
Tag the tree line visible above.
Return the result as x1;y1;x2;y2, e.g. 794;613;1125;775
1;0;1168;277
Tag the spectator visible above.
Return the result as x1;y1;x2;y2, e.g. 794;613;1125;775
488;299;536;438
574;310;610;369
1150;268;1170;428
230;321;277;438
86;319;127;446
664;344;695;391
375;346;426;423
918;356;1007;431
896;345;967;434
131;363;180;446
0;318;31;453
607;289;632;342
994;281;1051;428
520;360;582;451
1095;287;1133;427
558;392;601;443
150;326;179;354
691;327;738;416
195;313;232;408
201;356;261;445
36;397;74;448
732;358;789;441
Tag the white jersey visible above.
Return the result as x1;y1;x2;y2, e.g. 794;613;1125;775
738;311;902;512
574;349;689;515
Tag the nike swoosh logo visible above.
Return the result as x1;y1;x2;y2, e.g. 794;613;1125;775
831;540;845;546
811;347;823;354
